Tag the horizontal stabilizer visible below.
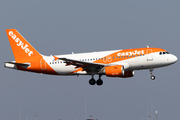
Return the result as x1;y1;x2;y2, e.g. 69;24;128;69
4;61;30;69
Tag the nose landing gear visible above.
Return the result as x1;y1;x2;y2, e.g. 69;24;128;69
150;68;155;80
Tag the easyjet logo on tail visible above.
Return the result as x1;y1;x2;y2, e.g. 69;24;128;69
9;31;33;56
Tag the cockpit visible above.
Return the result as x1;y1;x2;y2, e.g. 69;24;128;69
159;51;169;55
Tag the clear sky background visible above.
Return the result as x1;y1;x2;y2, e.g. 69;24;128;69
0;0;180;120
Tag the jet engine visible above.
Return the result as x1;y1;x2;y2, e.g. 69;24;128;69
103;65;134;78
104;65;124;77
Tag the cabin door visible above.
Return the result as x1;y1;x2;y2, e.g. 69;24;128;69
40;59;47;70
147;49;153;61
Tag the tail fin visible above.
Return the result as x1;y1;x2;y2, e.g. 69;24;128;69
6;29;41;62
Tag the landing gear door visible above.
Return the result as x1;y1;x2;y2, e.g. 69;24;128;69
147;49;153;61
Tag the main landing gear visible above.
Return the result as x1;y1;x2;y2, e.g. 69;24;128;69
89;75;103;86
150;68;155;80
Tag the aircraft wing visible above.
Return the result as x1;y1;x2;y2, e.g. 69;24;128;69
58;57;105;69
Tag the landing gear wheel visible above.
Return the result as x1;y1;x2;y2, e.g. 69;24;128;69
96;79;103;86
89;78;96;85
151;75;155;80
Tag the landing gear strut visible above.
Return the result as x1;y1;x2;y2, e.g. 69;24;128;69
96;75;103;86
89;75;103;86
150;68;155;80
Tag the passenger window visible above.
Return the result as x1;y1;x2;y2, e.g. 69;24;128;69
159;52;162;55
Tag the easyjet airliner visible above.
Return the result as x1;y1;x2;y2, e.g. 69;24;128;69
4;29;178;86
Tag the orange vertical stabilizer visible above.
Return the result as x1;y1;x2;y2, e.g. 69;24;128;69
6;29;41;62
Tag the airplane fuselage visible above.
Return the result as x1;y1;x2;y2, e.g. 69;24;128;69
40;48;177;75
5;29;178;86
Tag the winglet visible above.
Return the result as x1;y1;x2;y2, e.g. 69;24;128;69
53;56;59;61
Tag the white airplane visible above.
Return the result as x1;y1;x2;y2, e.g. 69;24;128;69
4;29;178;86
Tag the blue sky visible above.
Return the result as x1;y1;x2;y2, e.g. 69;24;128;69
0;1;180;120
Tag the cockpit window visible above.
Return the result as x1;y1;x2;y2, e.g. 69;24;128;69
159;51;170;55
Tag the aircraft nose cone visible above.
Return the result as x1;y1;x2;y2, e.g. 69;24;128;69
171;55;178;63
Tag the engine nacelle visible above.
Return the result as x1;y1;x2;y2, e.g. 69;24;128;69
104;65;124;77
102;65;134;78
120;71;134;78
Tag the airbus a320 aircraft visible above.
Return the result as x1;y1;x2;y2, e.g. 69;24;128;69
4;29;178;86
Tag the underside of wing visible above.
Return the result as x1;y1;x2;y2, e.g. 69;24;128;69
58;57;104;68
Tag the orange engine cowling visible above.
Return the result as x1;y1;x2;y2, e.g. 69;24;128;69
104;65;124;77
